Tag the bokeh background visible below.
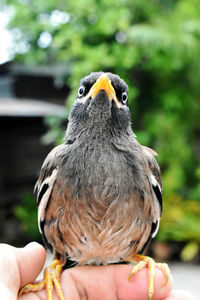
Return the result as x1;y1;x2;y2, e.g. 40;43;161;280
0;0;200;266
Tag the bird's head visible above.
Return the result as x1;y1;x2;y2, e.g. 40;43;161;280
68;72;131;138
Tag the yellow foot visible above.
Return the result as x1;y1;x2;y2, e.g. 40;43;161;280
19;259;65;300
127;254;170;300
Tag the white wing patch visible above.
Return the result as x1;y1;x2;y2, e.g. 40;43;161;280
148;174;162;238
152;219;160;238
38;169;58;233
149;174;161;191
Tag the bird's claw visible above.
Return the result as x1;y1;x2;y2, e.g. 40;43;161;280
19;259;65;300
127;255;170;300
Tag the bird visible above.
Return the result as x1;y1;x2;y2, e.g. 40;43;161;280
19;72;170;300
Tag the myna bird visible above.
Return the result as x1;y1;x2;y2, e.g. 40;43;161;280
19;72;170;300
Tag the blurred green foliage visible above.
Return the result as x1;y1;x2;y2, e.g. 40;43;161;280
5;0;200;259
14;193;40;240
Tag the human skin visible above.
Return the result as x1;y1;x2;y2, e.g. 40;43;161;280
0;243;196;300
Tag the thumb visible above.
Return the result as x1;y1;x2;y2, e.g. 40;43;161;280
0;243;45;299
16;242;46;288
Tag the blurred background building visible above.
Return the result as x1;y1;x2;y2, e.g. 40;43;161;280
0;61;68;244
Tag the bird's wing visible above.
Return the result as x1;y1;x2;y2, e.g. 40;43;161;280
142;145;162;239
137;145;162;254
35;144;65;235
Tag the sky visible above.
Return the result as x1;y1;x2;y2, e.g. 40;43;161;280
0;8;13;64
0;9;12;64
0;6;71;65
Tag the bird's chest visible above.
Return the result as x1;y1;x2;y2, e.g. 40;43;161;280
45;142;150;265
63;143;133;204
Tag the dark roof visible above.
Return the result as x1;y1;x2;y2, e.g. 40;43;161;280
0;98;66;117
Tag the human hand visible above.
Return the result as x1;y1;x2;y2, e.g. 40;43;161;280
0;243;195;300
0;242;45;300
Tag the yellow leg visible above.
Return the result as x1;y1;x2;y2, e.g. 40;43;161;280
19;259;65;300
127;254;170;300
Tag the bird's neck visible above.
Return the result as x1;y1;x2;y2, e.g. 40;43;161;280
65;117;135;147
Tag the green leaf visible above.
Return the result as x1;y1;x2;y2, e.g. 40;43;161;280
181;242;199;261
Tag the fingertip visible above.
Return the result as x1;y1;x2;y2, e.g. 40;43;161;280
115;265;173;300
17;242;46;287
24;242;44;250
152;268;173;299
25;242;46;258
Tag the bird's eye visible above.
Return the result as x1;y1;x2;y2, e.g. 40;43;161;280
78;86;85;97
122;92;128;104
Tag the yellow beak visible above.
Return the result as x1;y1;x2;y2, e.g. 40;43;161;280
87;74;121;108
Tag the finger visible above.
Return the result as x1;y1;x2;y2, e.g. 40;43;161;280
0;243;22;297
16;242;46;287
165;289;197;300
59;264;172;300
